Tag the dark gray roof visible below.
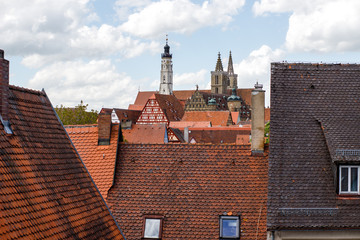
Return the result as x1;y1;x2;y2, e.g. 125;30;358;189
268;63;360;229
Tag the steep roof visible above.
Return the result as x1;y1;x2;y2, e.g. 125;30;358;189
0;85;123;239
107;144;268;240
66;124;119;200
182;111;233;126
128;91;155;110
122;124;167;144
269;63;360;229
154;94;184;121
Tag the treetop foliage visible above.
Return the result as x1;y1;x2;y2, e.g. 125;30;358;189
55;100;98;125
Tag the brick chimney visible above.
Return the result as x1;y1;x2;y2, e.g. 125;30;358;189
0;49;9;122
98;113;112;145
251;82;265;155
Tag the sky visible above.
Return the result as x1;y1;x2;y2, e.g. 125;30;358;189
1;0;360;110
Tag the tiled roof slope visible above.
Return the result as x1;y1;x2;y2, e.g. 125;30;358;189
187;127;251;144
0;86;124;239
108;144;268;240
66;124;119;200
122;124;166;144
268;63;360;229
182;111;233;126
101;108;141;123
154;94;184;121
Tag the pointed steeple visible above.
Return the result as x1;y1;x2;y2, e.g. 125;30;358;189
215;52;223;71
162;35;172;58
227;51;234;75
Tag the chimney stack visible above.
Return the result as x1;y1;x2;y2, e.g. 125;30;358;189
0;49;9;122
184;127;189;143
98;113;112;145
251;82;265;155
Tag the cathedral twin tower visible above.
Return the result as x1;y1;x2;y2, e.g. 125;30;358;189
159;39;238;95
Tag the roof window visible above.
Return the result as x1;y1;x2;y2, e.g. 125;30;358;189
142;215;163;239
219;215;240;239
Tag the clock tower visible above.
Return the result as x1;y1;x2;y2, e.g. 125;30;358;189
159;37;173;95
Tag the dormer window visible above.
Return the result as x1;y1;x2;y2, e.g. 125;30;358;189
219;215;240;239
142;215;163;239
339;165;360;194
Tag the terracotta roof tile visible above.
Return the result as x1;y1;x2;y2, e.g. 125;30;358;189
0;85;124;239
169;121;211;129
122;124;166;144
181;111;233;126
66;124;119;200
186;127;251;144
107;144;268;240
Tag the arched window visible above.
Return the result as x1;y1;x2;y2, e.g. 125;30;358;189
215;87;218;93
163;76;166;83
215;75;219;85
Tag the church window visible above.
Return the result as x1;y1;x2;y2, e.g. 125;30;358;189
163;76;165;83
215;75;219;84
215;87;218;94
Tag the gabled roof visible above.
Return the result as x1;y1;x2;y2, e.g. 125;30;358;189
154;94;184;121
269;63;360;229
0;85;123;239
107;144;268;240
181;111;233;126
122;124;167;144
128;91;155;110
129;89;254;112
66;124;119;200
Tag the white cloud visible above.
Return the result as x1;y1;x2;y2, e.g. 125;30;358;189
253;0;360;52
1;0;160;67
174;69;208;90
235;45;284;106
120;0;246;38
28;59;138;110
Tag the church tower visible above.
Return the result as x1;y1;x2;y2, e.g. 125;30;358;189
211;52;228;94
159;37;173;95
227;51;238;90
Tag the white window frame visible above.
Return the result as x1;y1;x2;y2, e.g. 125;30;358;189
339;165;360;194
142;215;163;239
219;215;240;239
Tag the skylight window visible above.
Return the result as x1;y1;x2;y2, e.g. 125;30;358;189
143;215;163;239
219;215;240;239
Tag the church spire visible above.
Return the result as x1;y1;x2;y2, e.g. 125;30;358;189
215;52;223;71
162;34;172;58
227;51;234;75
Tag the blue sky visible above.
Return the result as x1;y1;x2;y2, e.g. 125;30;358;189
1;0;360;110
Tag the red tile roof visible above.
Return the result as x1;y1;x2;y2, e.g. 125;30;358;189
129;89;253;111
186;127;251;144
0;85;123;239
66;124;119;200
169;121;211;129
101;108;142;123
181;111;233;126
107;144;268;240
122;124;167;144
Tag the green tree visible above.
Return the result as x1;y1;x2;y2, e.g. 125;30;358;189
55;100;98;125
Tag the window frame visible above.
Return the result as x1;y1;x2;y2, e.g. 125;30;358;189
142;215;164;239
339;165;360;195
219;215;240;239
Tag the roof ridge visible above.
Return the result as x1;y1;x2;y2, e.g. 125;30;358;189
9;84;46;96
